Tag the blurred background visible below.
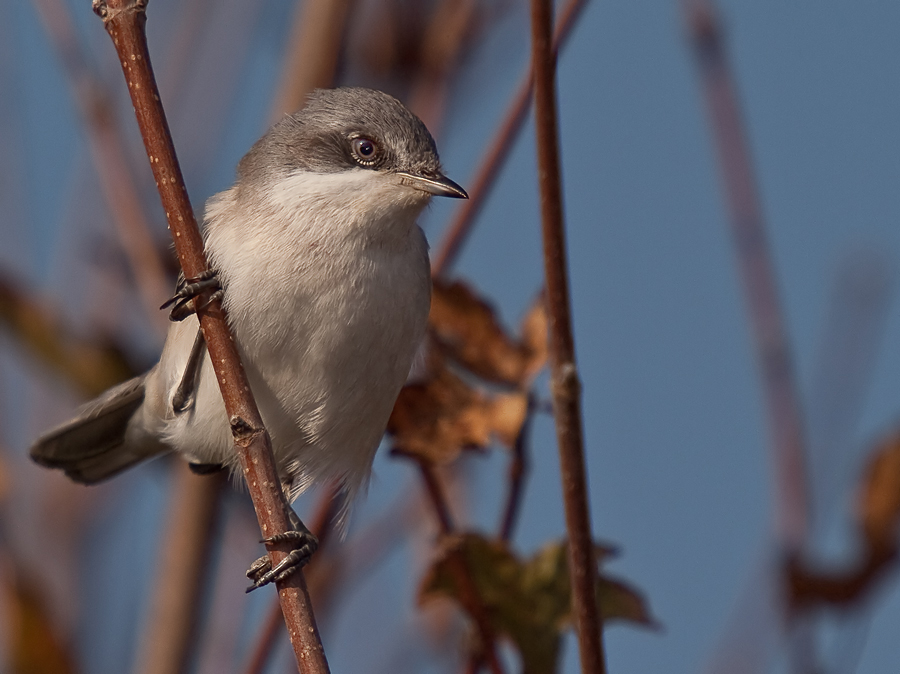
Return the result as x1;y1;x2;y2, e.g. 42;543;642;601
1;0;900;673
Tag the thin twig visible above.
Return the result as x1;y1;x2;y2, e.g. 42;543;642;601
685;0;810;550
134;466;225;674
463;654;484;674
431;0;588;278
243;598;288;674
92;2;328;671
498;392;535;541
417;460;505;674
243;485;341;674
685;4;814;672
270;0;356;120
0;272;135;396
407;0;479;135
418;460;456;534
528;1;606;672
31;0;171;334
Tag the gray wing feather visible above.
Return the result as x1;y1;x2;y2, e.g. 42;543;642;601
30;374;167;484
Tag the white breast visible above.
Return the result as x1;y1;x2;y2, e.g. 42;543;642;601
155;169;432;503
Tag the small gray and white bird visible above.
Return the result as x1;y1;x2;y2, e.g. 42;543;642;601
31;87;466;587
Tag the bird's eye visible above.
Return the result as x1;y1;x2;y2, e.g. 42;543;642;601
351;137;378;165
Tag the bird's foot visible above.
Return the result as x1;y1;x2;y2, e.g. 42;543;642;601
160;269;222;322
245;518;319;592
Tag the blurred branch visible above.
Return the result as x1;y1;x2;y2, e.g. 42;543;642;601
686;4;816;672
685;0;810;549
242;485;341;674
135;466;225;674
529;0;606;672
431;0;589;278
270;0;356;120
1;567;77;674
0;272;135;396
787;545;898;610
416;459;506;674
407;0;479;134
31;0;172;335
92;1;328;671
498;392;535;541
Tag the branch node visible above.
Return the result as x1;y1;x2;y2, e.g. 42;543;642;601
92;0;146;22
551;362;580;397
230;416;259;442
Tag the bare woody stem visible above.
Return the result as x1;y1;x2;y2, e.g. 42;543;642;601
31;0;171;334
431;0;588;278
417;460;507;674
528;1;607;673
135;467;224;674
92;1;328;672
685;0;809;550
498;393;535;541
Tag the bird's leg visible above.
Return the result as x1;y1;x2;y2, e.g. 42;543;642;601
160;269;223;322
245;507;319;592
172;327;206;414
173;329;227;474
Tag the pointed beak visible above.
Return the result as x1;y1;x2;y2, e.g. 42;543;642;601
396;171;469;199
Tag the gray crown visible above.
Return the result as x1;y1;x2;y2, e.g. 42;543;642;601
237;88;444;184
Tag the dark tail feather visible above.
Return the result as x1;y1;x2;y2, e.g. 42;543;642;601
30;374;166;484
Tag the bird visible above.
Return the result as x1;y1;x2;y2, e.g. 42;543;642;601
30;87;468;589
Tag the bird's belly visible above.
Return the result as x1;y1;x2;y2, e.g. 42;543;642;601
224;245;430;495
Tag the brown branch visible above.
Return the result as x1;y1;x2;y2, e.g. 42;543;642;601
431;0;588;278
91;2;328;672
242;485;342;674
498;393;534;541
243;598;287;674
135;466;225;674
529;1;606;673
270;0;356;120
0;272;135;396
31;0;171;334
416;460;506;674
463;654;484;674
685;0;810;550
407;0;479;135
787;543;899;610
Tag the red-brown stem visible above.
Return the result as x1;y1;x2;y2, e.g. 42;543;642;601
417;461;505;674
463;654;484;674
418;461;456;534
241;484;343;674
135;466;225;674
93;2;328;671
270;0;356;120
242;485;342;674
31;0;171;333
243;597;288;674
685;0;809;550
431;0;588;278
498;393;534;541
408;0;478;135
529;1;606;673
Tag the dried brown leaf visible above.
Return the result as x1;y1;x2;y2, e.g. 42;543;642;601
430;280;548;387
420;534;657;674
388;362;528;463
857;432;900;550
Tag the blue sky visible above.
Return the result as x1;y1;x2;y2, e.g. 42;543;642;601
3;1;900;673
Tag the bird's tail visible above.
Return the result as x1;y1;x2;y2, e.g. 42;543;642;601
30;374;168;484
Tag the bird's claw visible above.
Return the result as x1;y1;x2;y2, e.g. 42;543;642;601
245;528;319;593
160;269;222;322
